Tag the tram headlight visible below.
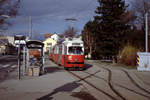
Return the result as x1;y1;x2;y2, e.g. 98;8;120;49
68;56;72;60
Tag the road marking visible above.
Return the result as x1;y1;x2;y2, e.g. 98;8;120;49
11;65;17;68
0;63;17;69
3;64;10;68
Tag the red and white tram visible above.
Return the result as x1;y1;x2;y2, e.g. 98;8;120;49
50;37;84;70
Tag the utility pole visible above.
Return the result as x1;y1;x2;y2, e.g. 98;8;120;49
29;16;32;40
145;12;149;52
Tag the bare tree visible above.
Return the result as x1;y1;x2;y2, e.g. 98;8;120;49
82;27;94;56
130;0;150;27
63;26;78;38
120;10;137;26
0;0;20;30
82;21;97;59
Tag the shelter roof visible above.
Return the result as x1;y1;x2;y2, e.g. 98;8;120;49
26;40;44;49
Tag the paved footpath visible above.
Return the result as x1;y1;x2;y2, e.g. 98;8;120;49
0;59;85;100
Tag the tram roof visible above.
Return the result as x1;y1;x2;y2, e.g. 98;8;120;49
63;38;83;44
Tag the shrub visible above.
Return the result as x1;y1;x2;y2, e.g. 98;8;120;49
118;45;138;67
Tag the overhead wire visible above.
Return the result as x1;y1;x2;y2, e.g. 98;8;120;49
65;0;96;33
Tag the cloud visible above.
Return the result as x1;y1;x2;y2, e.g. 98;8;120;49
7;0;98;39
19;0;98;19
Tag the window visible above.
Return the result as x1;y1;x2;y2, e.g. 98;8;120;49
68;46;83;55
47;43;52;46
46;47;50;52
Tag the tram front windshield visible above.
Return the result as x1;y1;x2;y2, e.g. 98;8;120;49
68;46;83;55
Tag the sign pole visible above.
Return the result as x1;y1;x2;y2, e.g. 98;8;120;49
18;41;21;80
15;35;26;80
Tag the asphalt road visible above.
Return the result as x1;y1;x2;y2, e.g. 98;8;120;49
0;55;18;82
0;55;17;65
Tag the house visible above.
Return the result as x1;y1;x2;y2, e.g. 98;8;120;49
43;38;57;53
0;36;16;55
42;32;60;53
0;39;7;55
0;36;15;46
51;33;59;41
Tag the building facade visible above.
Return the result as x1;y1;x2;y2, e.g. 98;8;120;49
43;38;57;53
51;33;59;41
0;36;16;55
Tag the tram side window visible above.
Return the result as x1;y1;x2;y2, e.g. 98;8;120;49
68;46;83;55
49;47;52;53
59;46;62;54
65;46;67;55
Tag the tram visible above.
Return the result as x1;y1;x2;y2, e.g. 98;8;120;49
50;37;84;70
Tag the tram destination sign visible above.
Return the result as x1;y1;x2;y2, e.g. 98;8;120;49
72;43;80;45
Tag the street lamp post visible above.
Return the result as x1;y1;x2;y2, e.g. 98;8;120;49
145;12;149;52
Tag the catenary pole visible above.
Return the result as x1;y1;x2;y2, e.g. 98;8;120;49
145;12;149;52
29;16;32;40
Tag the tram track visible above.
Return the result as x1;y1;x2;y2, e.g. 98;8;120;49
94;62;150;99
67;70;117;100
95;62;150;93
135;73;150;87
121;69;150;94
50;58;150;100
83;71;150;99
102;67;126;100
94;63;127;100
63;60;150;100
85;63;127;100
83;65;127;100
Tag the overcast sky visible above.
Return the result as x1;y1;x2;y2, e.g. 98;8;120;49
5;0;98;39
6;0;130;40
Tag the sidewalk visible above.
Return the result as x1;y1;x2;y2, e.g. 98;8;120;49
0;60;85;100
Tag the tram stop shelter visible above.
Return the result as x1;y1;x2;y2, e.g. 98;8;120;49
25;40;44;76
